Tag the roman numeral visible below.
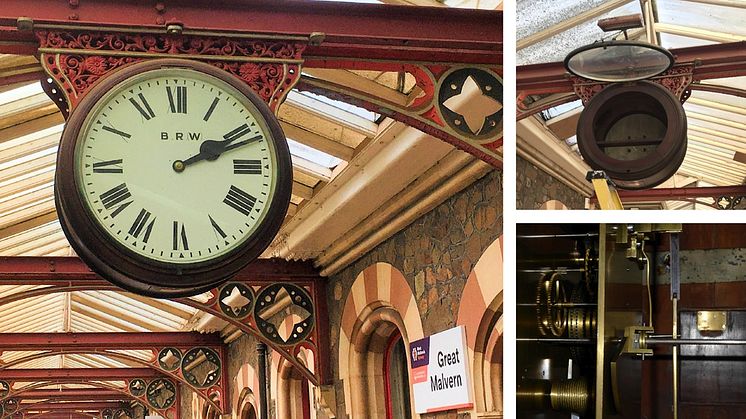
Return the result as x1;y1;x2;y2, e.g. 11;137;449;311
129;93;156;120
99;183;132;218
172;221;189;250
209;215;227;239
166;86;187;114
129;208;156;243
93;159;123;174
223;124;252;143
223;185;256;216
203;97;220;122
233;159;262;175
101;126;131;139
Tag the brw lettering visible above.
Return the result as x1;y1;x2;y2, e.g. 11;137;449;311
161;132;201;141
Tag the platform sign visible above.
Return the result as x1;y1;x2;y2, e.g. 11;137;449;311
409;325;474;413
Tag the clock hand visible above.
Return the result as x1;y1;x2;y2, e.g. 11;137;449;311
173;134;262;172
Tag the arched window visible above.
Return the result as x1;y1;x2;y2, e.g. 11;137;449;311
457;236;503;418
201;394;221;419
277;358;314;419
238;388;258;419
338;263;424;419
384;332;412;419
540;199;569;210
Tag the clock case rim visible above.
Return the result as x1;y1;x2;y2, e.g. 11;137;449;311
55;58;293;298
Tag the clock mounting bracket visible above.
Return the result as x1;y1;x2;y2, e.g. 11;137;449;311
35;29;307;117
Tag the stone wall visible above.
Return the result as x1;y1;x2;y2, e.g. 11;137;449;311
326;168;501;418
516;155;585;209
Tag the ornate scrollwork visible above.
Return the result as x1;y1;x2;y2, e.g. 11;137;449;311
36;30;306;114
652;65;694;102
37;31;305;61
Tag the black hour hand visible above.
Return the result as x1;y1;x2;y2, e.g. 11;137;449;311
174;133;262;172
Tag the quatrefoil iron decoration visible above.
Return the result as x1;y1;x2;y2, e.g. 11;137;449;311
147;378;177;410
157;347;183;371
254;283;315;346
3;398;17;413
218;282;255;319
129;379;146;397
181;347;222;388
437;68;502;141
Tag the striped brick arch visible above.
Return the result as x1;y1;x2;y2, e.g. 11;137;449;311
457;235;503;416
338;262;424;418
233;363;260;418
540;200;569;210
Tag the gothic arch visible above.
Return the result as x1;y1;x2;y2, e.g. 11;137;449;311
338;262;423;418
457;236;503;417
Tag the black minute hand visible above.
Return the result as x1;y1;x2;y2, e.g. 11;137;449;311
178;134;263;169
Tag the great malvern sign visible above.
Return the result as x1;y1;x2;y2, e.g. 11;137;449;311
409;325;474;413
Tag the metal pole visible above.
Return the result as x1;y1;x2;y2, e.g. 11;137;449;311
517;302;597;308
516;338;595;344
646;338;746;346
517;268;586;273
257;342;269;419
517;233;599;239
670;233;680;419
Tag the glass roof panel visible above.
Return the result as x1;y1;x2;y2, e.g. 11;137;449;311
656;0;746;38
290;90;378;121
517;0;640;65
0;82;43;105
288;138;343;168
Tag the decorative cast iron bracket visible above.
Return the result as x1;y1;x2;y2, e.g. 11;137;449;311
0;257;328;407
35;29;307;117
298;62;502;167
0;376;178;419
570;64;695;105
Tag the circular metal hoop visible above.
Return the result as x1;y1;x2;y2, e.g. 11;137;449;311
577;80;687;190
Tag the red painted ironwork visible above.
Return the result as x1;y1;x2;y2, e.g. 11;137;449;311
0;333;226;415
0;2;501;165
20;401;124;411
0;257;317;283
570;65;694;106
0;332;220;350
0;0;500;64
0;372;178;419
0;257;329;390
0;368;159;381
19;388;125;400
518;41;746;98
36;29;305;115
296;68;503;168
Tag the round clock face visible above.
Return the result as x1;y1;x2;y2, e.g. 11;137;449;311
56;59;291;296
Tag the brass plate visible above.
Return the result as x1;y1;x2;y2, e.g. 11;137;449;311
697;310;727;332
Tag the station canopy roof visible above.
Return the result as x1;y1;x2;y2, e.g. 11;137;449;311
0;0;501;375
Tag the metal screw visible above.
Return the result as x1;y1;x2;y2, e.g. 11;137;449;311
166;23;183;35
155;2;166;13
69;0;79;7
68;13;79;20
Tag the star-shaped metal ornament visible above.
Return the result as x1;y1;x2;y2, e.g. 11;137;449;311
438;68;502;139
443;75;502;135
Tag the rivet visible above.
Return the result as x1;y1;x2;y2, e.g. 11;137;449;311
68;13;79;20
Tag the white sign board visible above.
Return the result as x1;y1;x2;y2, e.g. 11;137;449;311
409;325;474;413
